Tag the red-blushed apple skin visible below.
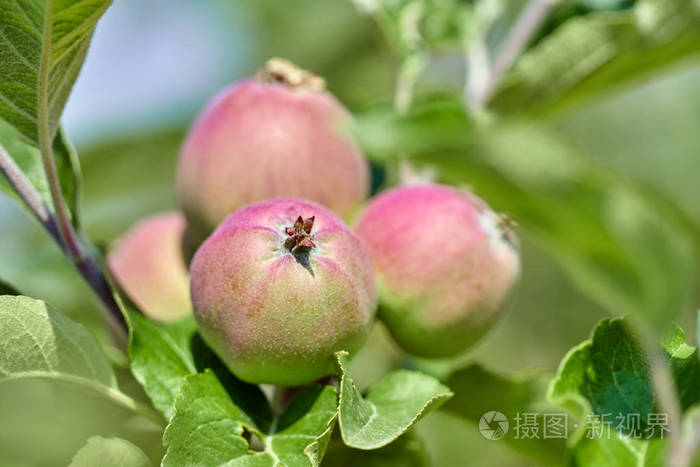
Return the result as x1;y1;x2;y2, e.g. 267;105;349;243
354;185;520;358
107;212;191;322
190;198;377;386
176;78;369;246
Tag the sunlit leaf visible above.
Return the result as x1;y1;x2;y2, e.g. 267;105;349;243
334;351;452;449
0;295;162;429
0;0;112;143
128;312;199;419
549;317;700;433
127;310;271;424
0;295;117;388
162;371;337;467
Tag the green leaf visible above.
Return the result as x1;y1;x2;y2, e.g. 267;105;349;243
0;0;112;144
0;295;117;388
549;317;700;434
68;436;151;467
0;298;164;464
128;312;198;419
549;318;700;465
356;99;695;325
334;351;452;450
127;310;271;424
568;421;667;467
0;0;105;228
162;370;338;467
491;0;700;118
567;405;700;466
323;430;430;467
664;324;700;411
442;364;567;466
0;295;163;427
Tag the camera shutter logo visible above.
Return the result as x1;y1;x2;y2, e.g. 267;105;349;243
479;411;509;440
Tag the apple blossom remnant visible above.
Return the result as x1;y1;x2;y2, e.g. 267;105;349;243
176;58;369;249
284;215;317;253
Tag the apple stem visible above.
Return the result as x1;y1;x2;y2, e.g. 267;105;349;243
257;58;326;91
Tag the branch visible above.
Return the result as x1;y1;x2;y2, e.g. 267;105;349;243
474;0;555;109
0;144;61;244
0;142;127;341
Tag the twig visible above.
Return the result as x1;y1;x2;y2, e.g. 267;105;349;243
0;144;61;244
393;2;426;115
0;142;127;341
394;54;425;115
464;26;491;111
474;0;555;109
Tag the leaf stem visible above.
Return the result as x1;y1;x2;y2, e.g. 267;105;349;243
474;0;555;109
34;0;126;341
38;0;81;263
266;385;294;442
1;140;126;340
270;386;287;414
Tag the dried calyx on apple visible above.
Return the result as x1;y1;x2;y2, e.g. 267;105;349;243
189;198;377;386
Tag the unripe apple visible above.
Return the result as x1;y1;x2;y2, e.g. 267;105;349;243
107;212;191;322
355;185;520;358
190;198;377;385
176;58;369;248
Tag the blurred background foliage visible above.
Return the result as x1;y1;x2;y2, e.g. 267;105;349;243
1;0;699;465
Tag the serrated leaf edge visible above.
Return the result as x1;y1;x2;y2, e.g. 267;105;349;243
334;350;453;450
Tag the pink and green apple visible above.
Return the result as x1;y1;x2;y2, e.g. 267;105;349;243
189;198;377;385
107;212;191;322
176;59;369;248
355;184;520;358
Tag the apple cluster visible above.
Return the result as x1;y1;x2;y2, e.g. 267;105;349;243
107;58;520;386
